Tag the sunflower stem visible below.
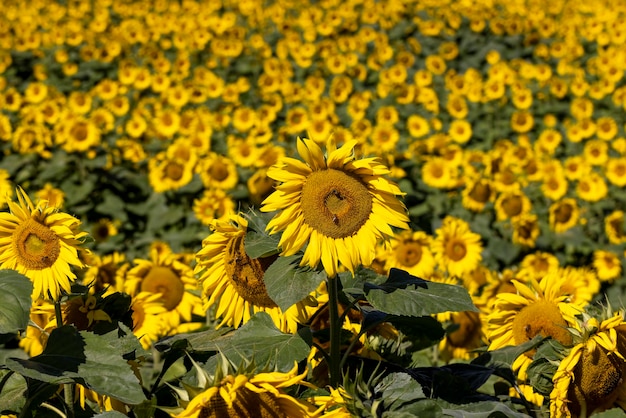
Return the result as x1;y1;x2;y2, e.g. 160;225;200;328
54;300;74;418
327;275;342;388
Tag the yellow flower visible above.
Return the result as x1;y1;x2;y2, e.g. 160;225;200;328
175;363;314;418
82;251;129;297
192;188;235;226
382;230;435;279
549;198;580;233
262;137;409;277
593;250;622;283
125;247;203;331
195;214;321;332
605;210;626;244
486;275;584;380
0;188;87;301
431;216;483;278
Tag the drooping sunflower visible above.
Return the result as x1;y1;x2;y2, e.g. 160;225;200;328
261;137;409;277
175;362;315;418
0;188;88;301
486;274;585;380
439;308;486;361
431;216;483;278
195;214;321;332
550;312;626;417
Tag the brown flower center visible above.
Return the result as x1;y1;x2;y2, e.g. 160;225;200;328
209;160;230;181
14;218;60;270
301;169;372;239
554;203;573;224
396;240;423;267
224;235;278;308
568;346;624;417
198;387;286;418
445;238;467;262
447;311;482;348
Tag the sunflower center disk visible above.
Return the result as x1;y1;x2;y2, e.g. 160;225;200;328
224;235;278;308
200;388;286;418
14;218;60;270
570;347;624;415
447;311;481;347
301;169;372;239
511;300;572;350
141;266;185;311
397;242;422;267
446;238;467;262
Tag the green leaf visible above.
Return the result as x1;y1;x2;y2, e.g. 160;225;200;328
93;412;130;418
364;268;477;316
377;372;425;410
0;370;26;412
592;408;626;418
264;255;325;311
6;325;146;404
439;400;532;417
0;270;32;334
195;313;310;372
244;230;280;258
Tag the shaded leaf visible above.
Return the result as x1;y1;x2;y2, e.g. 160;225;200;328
365;268;477;316
196;313;310;372
244;230;280;258
439;400;532;418
0;370;26;412
264;255;325;311
0;270;32;334
6;325;146;404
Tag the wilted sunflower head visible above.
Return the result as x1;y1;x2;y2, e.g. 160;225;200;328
173;357;315;418
261;136;409;277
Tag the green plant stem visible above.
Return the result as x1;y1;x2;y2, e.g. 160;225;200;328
327;276;341;388
54;300;74;418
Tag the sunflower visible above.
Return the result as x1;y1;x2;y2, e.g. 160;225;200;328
196;152;239;190
148;153;195;193
125;247;203;331
519;251;560;281
0;169;13;208
512;213;540;247
382;230;435;279
549;198;580;234
174;363;314;418
261;137;409;277
0;188;88;301
192;188;235;226
494;190;532;221
82;251;129;296
576;172;607;202
461;177;494;212
593;250;622;283
19;299;56;356
439;308;486;361
605;210;626;244
550;312;626;417
130;291;169;349
431;216;483;278
486;274;584;380
195;214;321;332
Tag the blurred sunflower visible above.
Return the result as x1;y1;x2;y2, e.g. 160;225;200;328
431;216;482;278
174;362;314;418
486;275;584;380
0;169;13;208
192;188;235;226
261;137;409;277
605;210;626;244
130;291;169;349
382;230;435;279
35;183;64;208
125;247;203;331
439;309;486;361
550;312;626;417
83;251;129;296
592;250;622;283
195;214;320;332
0;188;87;301
549;198;580;233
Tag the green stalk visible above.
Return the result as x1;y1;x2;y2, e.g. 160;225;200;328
54;300;74;418
327;275;342;388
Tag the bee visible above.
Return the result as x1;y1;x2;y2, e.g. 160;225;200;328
332;214;339;225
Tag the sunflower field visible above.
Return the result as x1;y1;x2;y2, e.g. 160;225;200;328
3;0;626;416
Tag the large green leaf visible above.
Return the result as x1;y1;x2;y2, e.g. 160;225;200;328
0;370;26;412
439;400;532;418
0;270;33;334
364;268;477;317
244;230;280;258
6;325;146;404
264;255;325;312
195;313;310;372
